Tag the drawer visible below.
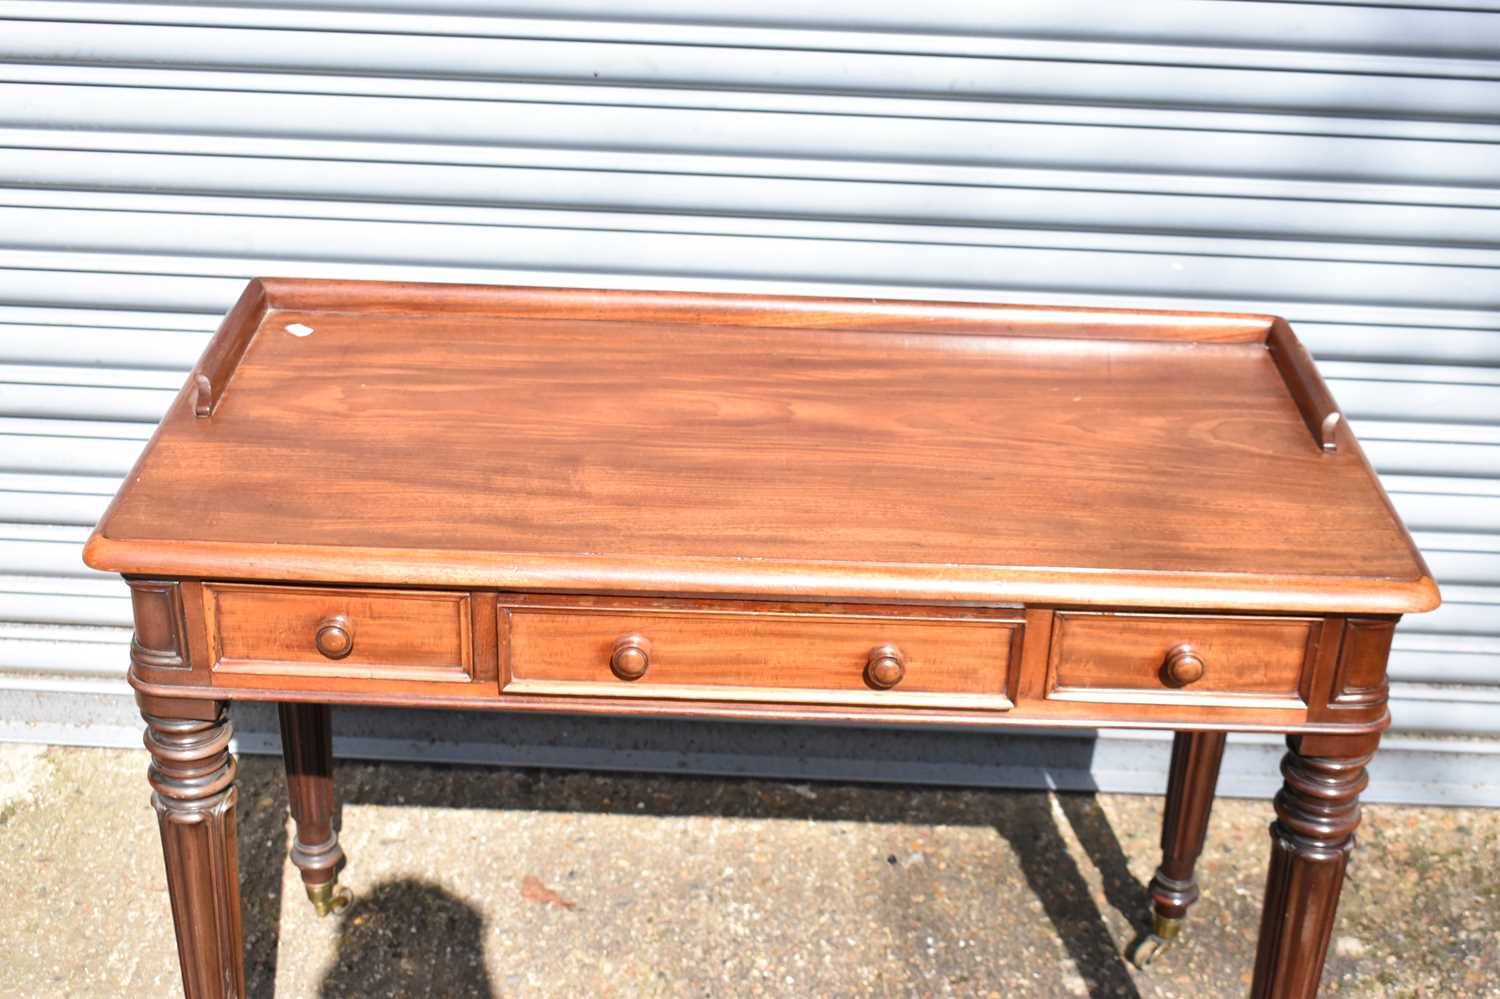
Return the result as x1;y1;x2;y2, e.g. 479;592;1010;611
502;604;1020;711
1047;611;1316;707
206;583;472;682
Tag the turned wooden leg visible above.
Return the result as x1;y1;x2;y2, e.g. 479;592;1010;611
278;702;350;916
143;699;246;999
1132;729;1227;967
1250;736;1371;999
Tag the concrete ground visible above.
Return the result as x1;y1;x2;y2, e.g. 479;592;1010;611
1;743;1496;998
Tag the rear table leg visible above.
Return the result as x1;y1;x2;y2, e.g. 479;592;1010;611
278;703;350;916
1131;730;1227;967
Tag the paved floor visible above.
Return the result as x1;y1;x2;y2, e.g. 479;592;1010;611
1;742;1496;998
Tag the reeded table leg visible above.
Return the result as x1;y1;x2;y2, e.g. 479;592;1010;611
1250;735;1372;999
143;698;246;999
1132;729;1227;967
278;702;350;916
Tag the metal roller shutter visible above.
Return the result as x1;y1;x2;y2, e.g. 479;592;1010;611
2;1;1496;802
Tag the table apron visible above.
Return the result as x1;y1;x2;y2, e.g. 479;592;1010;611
123;581;1395;737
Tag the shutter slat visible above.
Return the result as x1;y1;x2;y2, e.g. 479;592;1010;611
0;0;1495;779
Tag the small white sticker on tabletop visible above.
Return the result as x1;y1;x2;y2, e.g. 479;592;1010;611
285;323;315;337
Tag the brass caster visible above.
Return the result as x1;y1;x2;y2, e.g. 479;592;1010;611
1128;914;1183;969
305;880;352;917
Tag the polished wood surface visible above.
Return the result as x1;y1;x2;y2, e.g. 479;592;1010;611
1151;730;1229;922
1162;644;1207;687
190;280;266;419
277;703;343;890
127;583;1368;736
503;601;1019;711
85;279;1435;614
206;584;472;683
864;644;906;689
1047;612;1316;706
86;280;1443;999
1266;318;1343;453
1251;737;1372;999
608;634;651;681
142;699;244;999
1328;619;1396;711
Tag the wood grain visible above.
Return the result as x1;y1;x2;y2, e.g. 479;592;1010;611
84;280;1435;614
277;703;344;890
206;583;472;683
253;277;1276;341
142;700;244;999
1331;619;1396;708
1047;612;1315;706
131;665;1367;735
1149;731;1228;922
1251;737;1371;999
129;579;189;672
89;279;1440;999
504;602;1019;711
192;279;267;419
1266;317;1344;453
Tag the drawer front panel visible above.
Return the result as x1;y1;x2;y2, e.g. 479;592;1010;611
207;583;472;682
1048;612;1315;707
504;606;1019;711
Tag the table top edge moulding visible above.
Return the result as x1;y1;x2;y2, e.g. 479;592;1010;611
83;277;1437;617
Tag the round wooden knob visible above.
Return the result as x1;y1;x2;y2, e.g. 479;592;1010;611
865;644;906;689
610;635;651;681
314;615;354;660
1163;644;1205;686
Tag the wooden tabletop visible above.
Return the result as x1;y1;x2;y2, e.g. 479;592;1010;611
85;279;1436;614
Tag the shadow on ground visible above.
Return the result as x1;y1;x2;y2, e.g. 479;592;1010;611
318;878;494;998
232;758;290;999
236;756;1154;999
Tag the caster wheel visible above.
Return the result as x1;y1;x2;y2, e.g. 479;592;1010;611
1129;932;1173;968
306;881;353;917
1128;913;1183;968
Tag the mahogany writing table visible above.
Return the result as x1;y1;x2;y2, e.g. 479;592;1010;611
84;278;1440;998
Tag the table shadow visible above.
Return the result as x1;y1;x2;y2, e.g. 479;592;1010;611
235;760;495;997
999;793;1148;999
1057;791;1158;941
317;878;495;998
306;759;1148;999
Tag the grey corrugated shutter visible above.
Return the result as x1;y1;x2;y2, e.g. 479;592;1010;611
2;2;1496;798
